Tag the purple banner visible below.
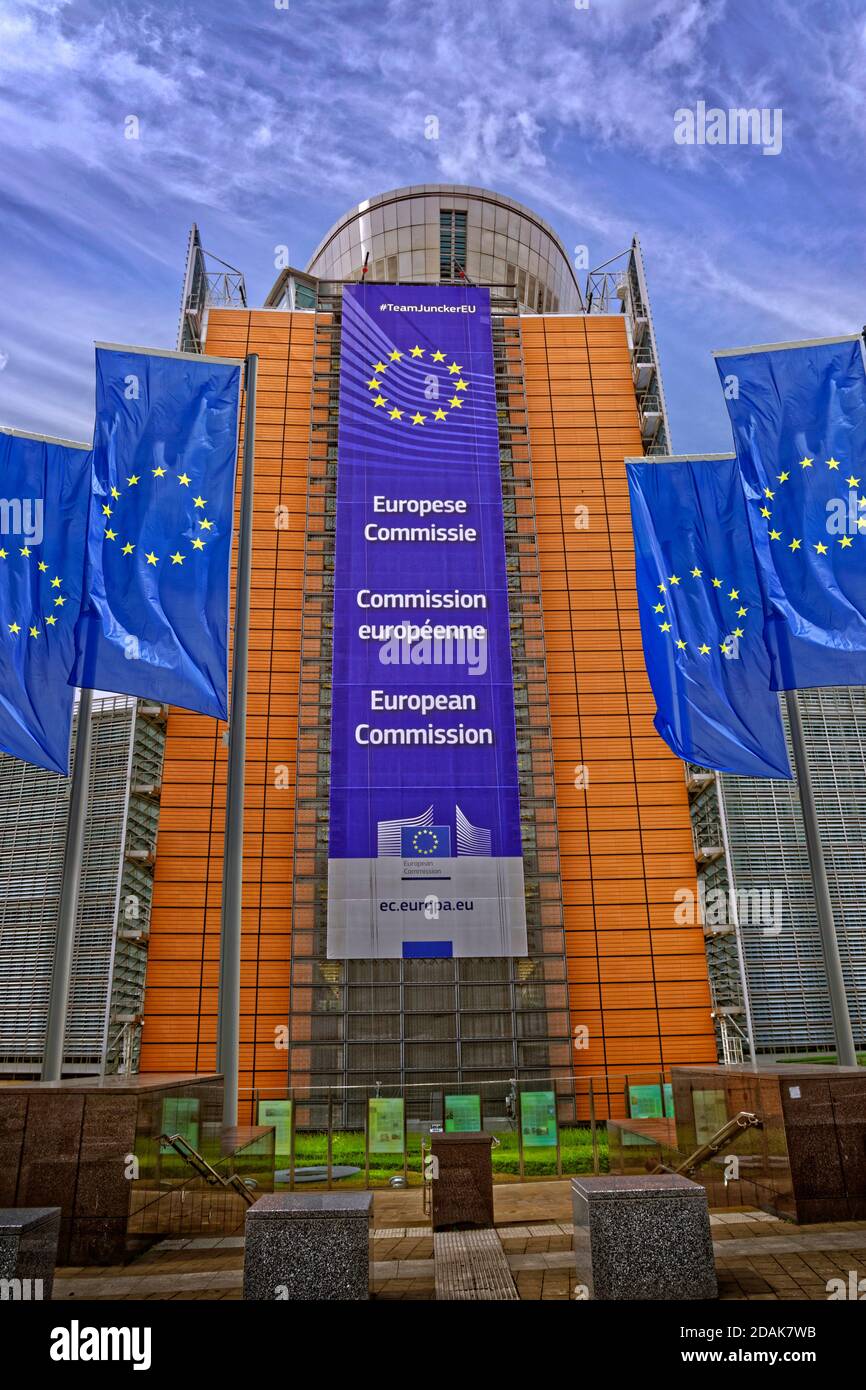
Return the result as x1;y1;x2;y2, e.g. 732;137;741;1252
327;284;526;959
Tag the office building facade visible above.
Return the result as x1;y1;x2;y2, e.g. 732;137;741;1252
139;185;716;1119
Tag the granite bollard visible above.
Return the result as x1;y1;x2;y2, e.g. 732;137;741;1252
0;1207;61;1301
430;1133;495;1231
572;1175;717;1300
244;1192;373;1300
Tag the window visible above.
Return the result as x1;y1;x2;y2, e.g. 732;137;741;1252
440;209;468;281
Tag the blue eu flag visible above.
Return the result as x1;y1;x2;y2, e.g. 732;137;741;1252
0;428;91;773
71;346;242;719
715;335;866;691
401;824;452;857
626;455;792;779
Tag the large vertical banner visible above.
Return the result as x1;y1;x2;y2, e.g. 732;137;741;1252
327;284;526;959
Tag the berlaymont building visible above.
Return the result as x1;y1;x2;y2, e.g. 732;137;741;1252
2;184;864;1117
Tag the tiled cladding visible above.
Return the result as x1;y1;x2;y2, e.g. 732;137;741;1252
522;314;716;1088
139;309;311;1098
139;305;716;1111
306;186;582;312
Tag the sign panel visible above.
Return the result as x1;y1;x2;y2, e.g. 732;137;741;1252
160;1096;200;1153
327;284;526;959
520;1090;557;1148
444;1093;482;1133
368;1098;405;1156
628;1084;674;1119
257;1099;293;1154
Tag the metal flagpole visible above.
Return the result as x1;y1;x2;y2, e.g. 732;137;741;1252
217;353;257;1128
42;687;95;1081
784;690;857;1067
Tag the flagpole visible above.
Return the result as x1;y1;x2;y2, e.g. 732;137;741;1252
217;352;257;1129
42;687;95;1081
785;690;857;1067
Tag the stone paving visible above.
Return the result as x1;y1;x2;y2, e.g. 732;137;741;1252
50;1182;866;1302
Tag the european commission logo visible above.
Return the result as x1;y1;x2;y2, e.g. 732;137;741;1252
366;348;470;427
401;824;452;858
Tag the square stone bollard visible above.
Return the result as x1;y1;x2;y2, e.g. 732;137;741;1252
571;1175;717;1300
430;1133;495;1231
0;1207;61;1302
244;1192;373;1301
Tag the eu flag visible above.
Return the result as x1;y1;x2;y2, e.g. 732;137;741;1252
0;428;91;773
715;335;866;691
626;454;792;779
71;345;242;719
401;824;452;857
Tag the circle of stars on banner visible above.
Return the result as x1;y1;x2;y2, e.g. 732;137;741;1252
1;542;68;641
652;568;749;658
99;465;215;570
367;347;469;425
754;454;864;554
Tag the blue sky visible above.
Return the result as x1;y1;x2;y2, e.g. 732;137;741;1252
1;0;864;452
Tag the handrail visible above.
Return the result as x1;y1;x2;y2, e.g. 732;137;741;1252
159;1133;256;1205
653;1110;763;1178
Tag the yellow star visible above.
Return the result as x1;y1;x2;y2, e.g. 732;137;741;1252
122;542;135;555
431;350;446;362
676;639;687;651
38;561;47;572
847;475;860;488
799;456;813;469
411;412;425;425
389;408;403;421
711;577;722;588
455;379;469;392
727;588;739;600
447;362;462;375
669;574;680;585
20;546;30;557
170;551;185;565
789;537;801;551
54;594;66;607
388;350;402;362
105;528;117;540
367;377;382;390
826;457;840;470
7;623;20;635
127;474;140;486
736;606;748;616
153;465;167;478
448;396;463;408
720;641;732;653
659;622;671;632
760;506;772;519
432;408;448;421
0;549;7;560
657;582;666;592
778;471;790;483
410;346;425;358
732;627;744;638
769;529;782;540
110;486;121;500
858;518;866;531
859;497;866;510
29;626;39;639
373;395;388;408
690;566;702;578
814;541;828;554
839;535;853;548
192;537;205;551
698;644;710;655
177;472;190;487
373;360;388;374
45;615;57;626
199;518;214;531
653;603;665;614
764;487;775;498
145;551;158;566
193;496;207;509
102;504;113;517
50;576;61;588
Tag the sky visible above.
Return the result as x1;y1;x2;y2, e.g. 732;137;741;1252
1;0;864;453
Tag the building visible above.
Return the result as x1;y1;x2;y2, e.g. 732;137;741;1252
690;687;866;1061
138;184;716;1121
0;695;165;1076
